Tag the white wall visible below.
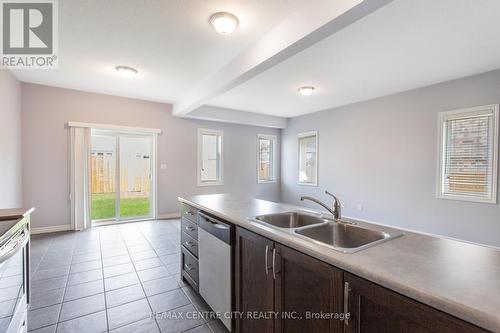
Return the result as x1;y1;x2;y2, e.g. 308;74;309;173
21;83;280;229
281;70;500;247
0;70;22;208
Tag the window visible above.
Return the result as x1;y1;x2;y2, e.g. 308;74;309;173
438;105;498;203
298;131;318;186
198;129;223;186
257;134;277;183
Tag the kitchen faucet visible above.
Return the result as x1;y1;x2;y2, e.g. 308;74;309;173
300;190;342;220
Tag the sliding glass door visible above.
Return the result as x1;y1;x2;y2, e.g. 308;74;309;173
90;134;117;220
119;135;153;219
91;131;155;223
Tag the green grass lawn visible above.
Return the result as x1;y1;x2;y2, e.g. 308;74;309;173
91;193;150;220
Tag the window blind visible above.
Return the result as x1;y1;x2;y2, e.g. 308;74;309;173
258;137;272;180
441;111;496;201
201;133;219;182
298;132;318;185
198;129;223;186
257;134;277;182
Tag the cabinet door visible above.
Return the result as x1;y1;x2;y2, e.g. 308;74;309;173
274;244;344;333
235;227;275;333
344;273;488;333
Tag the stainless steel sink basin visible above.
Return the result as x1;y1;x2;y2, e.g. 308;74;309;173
249;210;402;253
253;211;328;229
295;222;402;253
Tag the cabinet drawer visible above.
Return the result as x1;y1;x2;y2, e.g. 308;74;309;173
181;231;198;258
181;246;199;285
181;217;198;240
180;203;199;224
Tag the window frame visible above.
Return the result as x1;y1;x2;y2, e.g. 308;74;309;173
197;128;224;187
298;131;319;187
436;104;499;203
257;134;278;184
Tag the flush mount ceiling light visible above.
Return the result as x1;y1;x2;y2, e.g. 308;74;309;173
209;12;239;35
115;65;138;78
298;86;315;96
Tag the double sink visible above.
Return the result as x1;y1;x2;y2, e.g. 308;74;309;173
250;211;402;253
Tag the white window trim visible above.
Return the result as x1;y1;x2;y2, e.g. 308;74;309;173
298;131;319;187
197;128;224;187
257;134;278;184
68;121;162;134
436;104;499;204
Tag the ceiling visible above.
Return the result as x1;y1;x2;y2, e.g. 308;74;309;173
10;0;500;121
207;0;500;117
11;0;303;103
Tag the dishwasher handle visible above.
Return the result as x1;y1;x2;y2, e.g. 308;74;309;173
198;212;233;245
211;223;229;230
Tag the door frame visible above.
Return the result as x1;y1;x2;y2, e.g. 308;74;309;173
91;129;158;224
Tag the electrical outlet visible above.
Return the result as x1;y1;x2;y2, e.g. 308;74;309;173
160;163;167;170
356;203;363;211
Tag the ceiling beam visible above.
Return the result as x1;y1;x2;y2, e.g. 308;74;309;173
186;105;288;129
173;0;393;116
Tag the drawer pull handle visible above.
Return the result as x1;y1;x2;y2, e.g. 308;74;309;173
185;226;195;231
184;264;194;271
184;241;195;247
185;211;194;216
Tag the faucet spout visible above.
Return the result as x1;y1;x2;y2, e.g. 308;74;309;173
300;190;342;220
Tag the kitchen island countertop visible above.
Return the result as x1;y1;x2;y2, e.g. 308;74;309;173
179;194;500;332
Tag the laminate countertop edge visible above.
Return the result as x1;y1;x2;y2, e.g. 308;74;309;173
179;195;500;333
0;207;35;221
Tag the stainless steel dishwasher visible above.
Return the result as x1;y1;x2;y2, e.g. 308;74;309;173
198;212;233;331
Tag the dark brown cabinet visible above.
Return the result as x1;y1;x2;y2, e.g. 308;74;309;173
274;243;344;333
186;210;491;333
344;273;489;333
235;227;275;333
235;227;344;333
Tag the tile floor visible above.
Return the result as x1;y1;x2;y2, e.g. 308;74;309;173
29;220;228;333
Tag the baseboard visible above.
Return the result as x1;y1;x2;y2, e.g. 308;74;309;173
31;216;180;233
31;224;71;235
157;213;181;220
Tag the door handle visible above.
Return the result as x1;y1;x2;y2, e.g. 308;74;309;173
265;245;270;275
272;248;279;280
344;281;351;326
